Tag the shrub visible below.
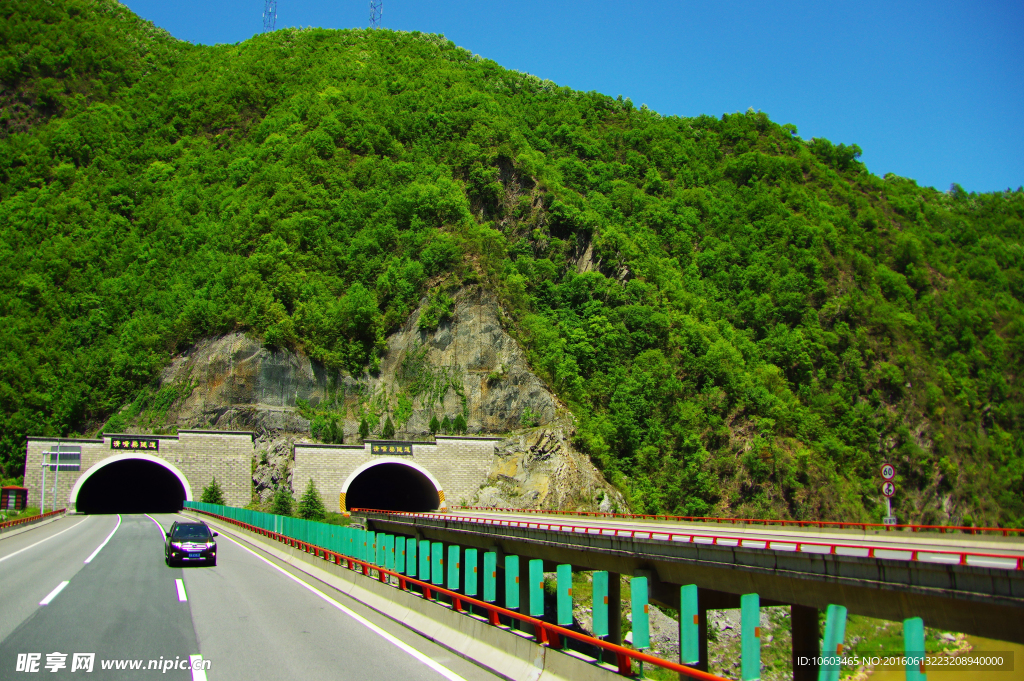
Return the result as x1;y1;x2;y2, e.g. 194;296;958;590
271;487;294;516
298;478;326;521
200;476;225;505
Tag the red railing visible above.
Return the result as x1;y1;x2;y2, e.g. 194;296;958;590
450;506;1024;537
187;508;729;680
358;509;1024;571
0;508;65;531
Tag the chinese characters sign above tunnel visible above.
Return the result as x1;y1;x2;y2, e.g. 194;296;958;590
370;442;413;455
110;437;159;451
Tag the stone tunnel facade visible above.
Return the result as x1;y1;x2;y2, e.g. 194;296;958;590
24;430;253;511
293;435;499;512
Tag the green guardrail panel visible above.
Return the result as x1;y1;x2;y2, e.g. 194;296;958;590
631;576;650;650
528;559;544;617
818;604;847;681
395;536;406;574
556;564;572;626
419;540;430;581
504;555;519;610
483;552;496;603
464;549;478;597
431;542;444;586
741;592;760;681
592;571;609;638
407;537;417;577
680;584;699;665
385;534;395;571
377;534;387;567
366;531;375;565
447;544;460;591
903;617;926;681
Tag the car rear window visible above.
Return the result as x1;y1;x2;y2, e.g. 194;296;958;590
172;524;211;540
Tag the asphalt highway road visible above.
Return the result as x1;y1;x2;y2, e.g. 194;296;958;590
438;509;1024;567
0;513;502;681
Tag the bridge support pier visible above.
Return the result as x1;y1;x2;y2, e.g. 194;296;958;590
791;604;819;681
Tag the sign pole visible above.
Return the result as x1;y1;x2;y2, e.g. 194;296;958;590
52;438;59;513
40;458;47;513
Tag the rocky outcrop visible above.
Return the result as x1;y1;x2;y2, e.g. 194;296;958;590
471;427;625;512
151;287;557;438
117;287;622;511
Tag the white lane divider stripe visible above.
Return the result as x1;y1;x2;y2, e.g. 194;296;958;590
144;513;167;537
0;517;89;564
40;581;70;606
219;533;468;681
84;514;122;564
189;654;208;681
175;578;188;602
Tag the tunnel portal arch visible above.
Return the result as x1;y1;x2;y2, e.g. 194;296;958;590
70;453;193;513
341;458;446;512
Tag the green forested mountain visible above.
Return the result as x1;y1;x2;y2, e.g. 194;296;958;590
2;0;1022;526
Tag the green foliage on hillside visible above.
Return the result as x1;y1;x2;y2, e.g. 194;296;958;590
2;0;1022;526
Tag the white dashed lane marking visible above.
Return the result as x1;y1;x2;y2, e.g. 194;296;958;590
175;578;188;602
39;581;69;606
84;514;122;564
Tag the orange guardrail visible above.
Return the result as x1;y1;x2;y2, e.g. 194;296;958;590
188;507;730;680
357;508;1024;571
0;508;66;531
449;505;1024;537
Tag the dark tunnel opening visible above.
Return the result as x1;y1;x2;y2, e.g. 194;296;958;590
76;459;187;514
345;463;440;512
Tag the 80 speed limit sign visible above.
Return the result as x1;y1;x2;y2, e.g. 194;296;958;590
882;481;896;497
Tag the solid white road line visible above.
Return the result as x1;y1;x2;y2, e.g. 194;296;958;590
189;654;208;681
219;533;468;681
144;513;167;537
0;517;89;564
176;578;188;602
39;581;70;606
83;514;121;564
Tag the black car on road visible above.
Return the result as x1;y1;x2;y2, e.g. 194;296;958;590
164;521;218;566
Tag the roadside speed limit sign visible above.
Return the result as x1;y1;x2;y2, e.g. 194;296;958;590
882;481;896;497
881;464;896;481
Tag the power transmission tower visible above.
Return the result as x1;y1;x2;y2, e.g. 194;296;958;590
369;0;382;28
263;0;277;32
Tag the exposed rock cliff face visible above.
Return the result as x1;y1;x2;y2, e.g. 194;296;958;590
153;287;556;438
120;287;622;511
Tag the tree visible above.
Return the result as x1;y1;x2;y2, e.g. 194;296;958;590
440;415;451;434
453;413;467;434
381;416;395;439
271;487;294;516
201;476;225;505
298;478;326;521
429;414;440;435
359;417;370;441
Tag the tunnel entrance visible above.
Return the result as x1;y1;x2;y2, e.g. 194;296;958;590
76;458;187;514
345;462;440;512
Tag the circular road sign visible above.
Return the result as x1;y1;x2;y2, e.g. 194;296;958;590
882;481;896;498
881;463;896;481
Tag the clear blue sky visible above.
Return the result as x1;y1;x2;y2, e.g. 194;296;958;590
123;0;1023;194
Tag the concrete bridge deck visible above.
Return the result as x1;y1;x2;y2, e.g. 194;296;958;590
359;508;1024;645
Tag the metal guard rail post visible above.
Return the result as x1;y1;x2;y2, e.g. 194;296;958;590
449;505;1024;537
186;507;729;680
357;509;1024;571
0;508;66;531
